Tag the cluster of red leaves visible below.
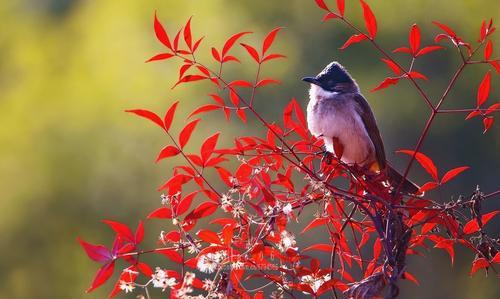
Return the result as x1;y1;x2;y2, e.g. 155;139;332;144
79;2;499;298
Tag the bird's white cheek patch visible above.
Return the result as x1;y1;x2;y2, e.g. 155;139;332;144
309;84;337;101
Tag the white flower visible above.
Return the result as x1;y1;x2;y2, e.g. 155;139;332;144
282;203;293;215
119;280;135;293
231;205;245;218
151;267;177;291
231;261;244;269
202;278;214;291
197;252;226;273
300;274;331;293
161;194;169;205
176;286;193;297
278;230;297;252
183;271;195;286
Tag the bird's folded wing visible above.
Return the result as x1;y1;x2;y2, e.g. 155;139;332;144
353;93;387;171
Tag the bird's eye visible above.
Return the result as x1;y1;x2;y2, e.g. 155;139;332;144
328;80;335;86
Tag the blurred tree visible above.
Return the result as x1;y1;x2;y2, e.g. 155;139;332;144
0;1;497;298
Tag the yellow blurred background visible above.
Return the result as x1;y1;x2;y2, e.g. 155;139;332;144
0;0;498;298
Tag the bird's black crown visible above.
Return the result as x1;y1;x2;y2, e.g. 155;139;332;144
302;61;354;92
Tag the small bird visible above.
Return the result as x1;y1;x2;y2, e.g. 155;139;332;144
302;61;419;195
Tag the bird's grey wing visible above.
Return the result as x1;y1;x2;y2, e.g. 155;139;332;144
353;93;386;170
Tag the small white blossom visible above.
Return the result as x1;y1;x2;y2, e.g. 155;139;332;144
183;271;195;286
197;252;226;273
282;203;293;215
202;278;214;291
119;280;135;293
300;274;331;293
231;205;245;218
231;261;244;269
278;230;297;252
161;194;169;205
152;267;177;291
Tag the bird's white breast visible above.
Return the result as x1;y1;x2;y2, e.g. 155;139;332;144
307;85;375;166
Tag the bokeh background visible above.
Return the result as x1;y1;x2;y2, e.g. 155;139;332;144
0;0;498;298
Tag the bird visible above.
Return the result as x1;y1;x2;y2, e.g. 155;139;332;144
302;61;419;195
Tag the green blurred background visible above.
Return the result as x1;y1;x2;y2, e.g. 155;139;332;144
0;0;498;298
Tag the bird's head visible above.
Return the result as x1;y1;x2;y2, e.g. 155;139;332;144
302;61;356;93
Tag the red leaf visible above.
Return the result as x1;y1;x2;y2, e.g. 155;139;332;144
493;252;500;263
173;75;207;88
192;37;204;53
484;40;492;60
397;150;438;181
303;244;334;252
229;89;240;107
185;201;219;221
261;53;286;63
483;117;494;134
301;217;329;234
135;221;144;244
229;80;253;87
373;238;382;260
262;27;282;54
197;229;222;245
434;239;455;265
179;119;201;149
156;145;180;162
147;207;173;219
256;79;281;87
158;174;192;192
337;0;345;16
164;101;179;131
322;13;338;22
463;211;500;235
201;132;220;163
393;47;412;54
86;261;115;293
440;166;469;184
146;53;174;62
314;0;329;11
370;77;399;92
477;71;491;107
407;71;428;81
240;43;260;62
470;258;490;276
155;248;183;263
183;17;192;50
339;34;368;50
236;109;247;123
176;192;197;216
418;181;439;193
409;24;421;55
465;109;481;120
403;272;420;286
211;47;221;62
222;32;252;57
189;104;221;118
125;109;164;130
486;103;500;115
102;220;134;242
360;0;377;39
173;29;181;52
153;12;172;50
381;58;402;75
77;237;112;263
416;46;444;57
432;21;457;38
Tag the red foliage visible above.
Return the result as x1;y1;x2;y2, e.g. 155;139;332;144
79;3;499;299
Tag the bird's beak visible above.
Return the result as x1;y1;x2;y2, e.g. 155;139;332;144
302;76;320;85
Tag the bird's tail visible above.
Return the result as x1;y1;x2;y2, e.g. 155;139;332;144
386;165;420;196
